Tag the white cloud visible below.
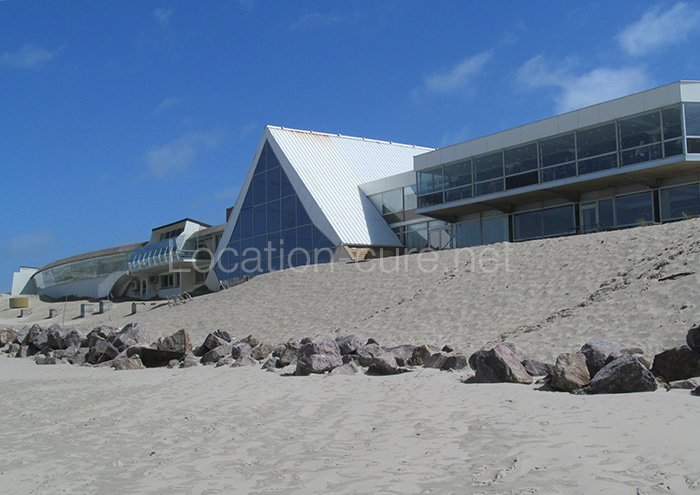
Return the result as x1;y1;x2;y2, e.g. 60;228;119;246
153;96;181;114
154;7;172;28
617;2;700;56
4;230;55;256
423;50;492;94
517;55;652;113
290;12;341;30
145;130;224;178
0;44;60;70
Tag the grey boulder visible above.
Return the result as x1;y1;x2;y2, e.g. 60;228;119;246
200;343;233;365
335;335;363;355
295;338;343;375
521;359;554;377
686;325;700;354
550;353;590;392
580;339;621;377
651;346;700;382
588;354;657;394
468;345;533;384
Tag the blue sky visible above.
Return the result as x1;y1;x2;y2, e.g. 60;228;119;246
2;0;700;291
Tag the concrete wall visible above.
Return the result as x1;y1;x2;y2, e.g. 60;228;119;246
11;267;38;296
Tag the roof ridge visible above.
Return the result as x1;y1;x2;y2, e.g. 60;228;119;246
266;125;434;151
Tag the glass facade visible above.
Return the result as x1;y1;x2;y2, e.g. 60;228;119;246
368;186;419;225
513;205;576;241
215;141;335;282
417;104;686;208
660;183;700;221
36;253;129;288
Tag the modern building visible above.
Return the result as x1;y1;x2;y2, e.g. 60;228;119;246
10;266;38;296
11;80;700;300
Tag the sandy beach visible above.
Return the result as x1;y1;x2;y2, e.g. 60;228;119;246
1;219;700;494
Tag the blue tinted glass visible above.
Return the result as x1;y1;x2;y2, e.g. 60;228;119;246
253;174;267;205
280;168;295;197
231;219;241;241
242;189;253;209
240;208;253;239
267;144;281;170
281;196;296;229
254;149;266;175
281;229;296;252
615;192;653;226
297;198;311;225
267;167;281;201
313;226;334;250
297;225;313;252
253;204;266;236
267;200;281;233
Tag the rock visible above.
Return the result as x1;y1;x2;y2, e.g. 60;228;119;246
200;344;232;365
274;341;300;367
651;346;700;382
330;361;362;375
232;356;258;367
550;353;590;392
366;338;378;346
667;377;700;390
295;338;343;375
385;345;415;366
6;343;20;356
68;348;89;366
687;325;700;354
588;355;657;394
241;334;261;348
113;354;145;370
521;359;554;377
0;329;18;347
636;356;652;370
410;344;441;366
300;337;313;345
355;344;386;367
216;356;235;367
199;330;233;355
231;342;253;359
442;344;454;353
84;326;118;348
17;345;29;358
135;347;184;368
86;340;120;364
621;346;645;355
251;342;275;361
502;342;517;354
262;356;280;371
181;352;199;368
581;339;622;377
335;335;363;355
24;324;48;350
36;355;67;365
111;323;151;352
442;354;468;371
167;359;180;368
155;329;192;356
424;352;448;369
46;325;83;350
469;345;533;384
692;385;700;396
367;354;399;375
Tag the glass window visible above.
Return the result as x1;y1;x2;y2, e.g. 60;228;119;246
297;225;313;253
541;162;576;182
444;185;473;203
505;143;538;175
577;123;617;159
482;216;508;244
540;133;575;167
599;199;614;229
368;194;382;213
455;220;481;248
664;138;684;157
253;204;267;236
620;143;662;165
685;103;700;136
660;183;700;221
267;200;281;233
475;179;504;196
688;138;700;153
403;186;417;210
580;203;597;233
444;160;472;189
266;167;281;202
281;229;296;253
513;210;542;241
619;111;661;149
405;223;428;251
474;152;503;182
267;145;281;170
253;174;267;205
578;154;618;175
382;189;403;214
615;192;653;227
418;192;443;208
505;171;538;190
296;198;311;226
543;205;575;237
254;149;266;175
281;196;296;230
242;189;253;209
240;208;253;239
662;106;682;140
417;167;443;194
428;223;452;250
280;168;295;198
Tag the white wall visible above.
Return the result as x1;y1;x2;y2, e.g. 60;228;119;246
11;267;38;296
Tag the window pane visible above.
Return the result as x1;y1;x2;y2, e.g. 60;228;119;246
578;154;618;175
482;216;508;244
242;189;253;209
599;199;614;229
267;167;281;202
296;198;311;226
580;203;597;233
505;143;538;175
543;205;575;237
405;223;428;251
382;189;403;213
417;167;443;194
418;192;443;208
541;162;576;182
577;123;616;159
685;103;700;136
444;160;472;188
267;200;281;233
253;204;267;236
620;143;662;165
505;170;538;190
368;194;382;212
474;152;503;181
660;184;700;221
513;210;542;241
297;225;313;253
662;106;682;140
267;145;281;170
240;208;253;239
615;192;653;227
254;149;266;174
403;186;417;210
280;168;295;198
253;174;267;205
281;196;296;230
688;138;700;153
540;133;575;167
455;220;481;248
619;111;661;149
664;138;684;157
444;185;473;203
474;179;504;196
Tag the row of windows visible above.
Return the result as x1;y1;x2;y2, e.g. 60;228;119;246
368;186;418;224
417;104;688;208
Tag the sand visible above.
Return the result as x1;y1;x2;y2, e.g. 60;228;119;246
1;219;700;494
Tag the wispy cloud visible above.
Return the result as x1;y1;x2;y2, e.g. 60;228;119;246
4;230;55;256
290;12;341;31
617;2;700;56
145;130;224;178
516;55;652;113
154;7;173;28
0;44;61;70
153;96;182;114
422;50;493;94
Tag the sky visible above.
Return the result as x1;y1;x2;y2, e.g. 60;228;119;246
1;0;700;291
